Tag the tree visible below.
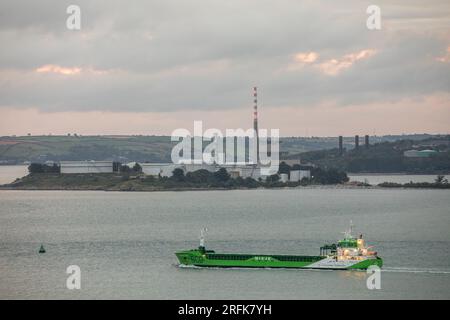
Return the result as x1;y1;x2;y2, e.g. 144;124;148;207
278;161;291;174
266;174;280;183
311;167;349;184
28;163;60;174
120;165;130;173
435;175;448;185
133;162;142;173
214;168;230;182
186;169;212;183
28;163;44;173
243;177;258;188
172;168;185;182
113;162;121;172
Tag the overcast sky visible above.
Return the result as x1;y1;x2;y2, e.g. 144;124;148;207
0;0;449;136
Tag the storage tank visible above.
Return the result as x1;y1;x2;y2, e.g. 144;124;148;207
289;170;300;182
60;160;113;174
300;170;311;180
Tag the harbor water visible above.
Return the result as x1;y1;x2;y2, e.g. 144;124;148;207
1;188;449;299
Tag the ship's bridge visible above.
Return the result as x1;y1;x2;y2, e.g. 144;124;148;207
338;239;358;248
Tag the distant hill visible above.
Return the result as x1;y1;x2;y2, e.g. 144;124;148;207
286;136;450;174
0;135;174;164
0;134;447;168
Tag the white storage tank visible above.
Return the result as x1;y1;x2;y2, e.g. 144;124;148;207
141;163;184;177
300;170;311;180
60;161;113;174
289;170;300;182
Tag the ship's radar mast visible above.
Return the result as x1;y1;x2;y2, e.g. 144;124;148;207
199;227;207;249
343;220;354;239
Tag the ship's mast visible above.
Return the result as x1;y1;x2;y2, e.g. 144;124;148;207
199;227;207;249
343;220;354;239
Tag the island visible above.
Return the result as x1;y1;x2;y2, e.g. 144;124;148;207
1;163;449;191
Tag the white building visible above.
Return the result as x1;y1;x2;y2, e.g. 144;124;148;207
140;162;268;180
290;170;300;182
220;164;265;180
140;163;183;177
184;163;217;173
300;170;311;180
60;161;113;174
403;149;437;158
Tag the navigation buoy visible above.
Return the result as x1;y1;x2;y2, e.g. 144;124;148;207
39;244;46;253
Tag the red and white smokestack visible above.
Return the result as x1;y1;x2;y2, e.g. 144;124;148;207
253;86;258;121
253;86;259;164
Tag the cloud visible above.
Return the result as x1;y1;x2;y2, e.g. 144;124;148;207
316;49;377;76
436;46;450;63
36;65;81;75
294;52;319;64
35;64;109;75
0;0;449;117
287;49;376;76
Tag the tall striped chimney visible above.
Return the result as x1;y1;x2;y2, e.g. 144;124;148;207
253;86;259;163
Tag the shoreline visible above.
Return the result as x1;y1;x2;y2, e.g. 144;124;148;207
348;172;450;176
1;171;449;192
1;184;448;192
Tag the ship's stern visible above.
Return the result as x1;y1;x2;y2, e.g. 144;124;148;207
348;256;383;270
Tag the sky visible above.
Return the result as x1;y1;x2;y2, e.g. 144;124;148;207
0;0;449;137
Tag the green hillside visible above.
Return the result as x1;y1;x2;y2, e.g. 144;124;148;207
0;134;441;165
0;135;174;164
288;136;450;174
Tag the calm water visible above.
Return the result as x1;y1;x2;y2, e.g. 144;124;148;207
0;188;449;299
0;165;28;185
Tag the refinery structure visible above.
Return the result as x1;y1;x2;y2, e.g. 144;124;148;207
56;86;382;181
60;87;298;180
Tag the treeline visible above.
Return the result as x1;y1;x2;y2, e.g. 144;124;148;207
291;137;450;173
145;165;349;190
145;168;279;189
278;162;349;184
378;175;450;189
28;163;60;173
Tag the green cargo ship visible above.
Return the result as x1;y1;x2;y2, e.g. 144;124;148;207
176;224;383;270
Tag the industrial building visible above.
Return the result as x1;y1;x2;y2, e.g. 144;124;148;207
338;136;343;155
281;159;301;167
280;173;288;183
140;163;181;177
221;164;263;180
403;149;437;158
60;161;113;174
139;87;272;181
289;170;311;182
140;162;265;180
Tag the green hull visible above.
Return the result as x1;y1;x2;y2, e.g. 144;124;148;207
176;249;383;270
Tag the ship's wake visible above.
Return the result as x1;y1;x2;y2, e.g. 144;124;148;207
381;267;450;275
176;264;204;269
176;264;450;274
